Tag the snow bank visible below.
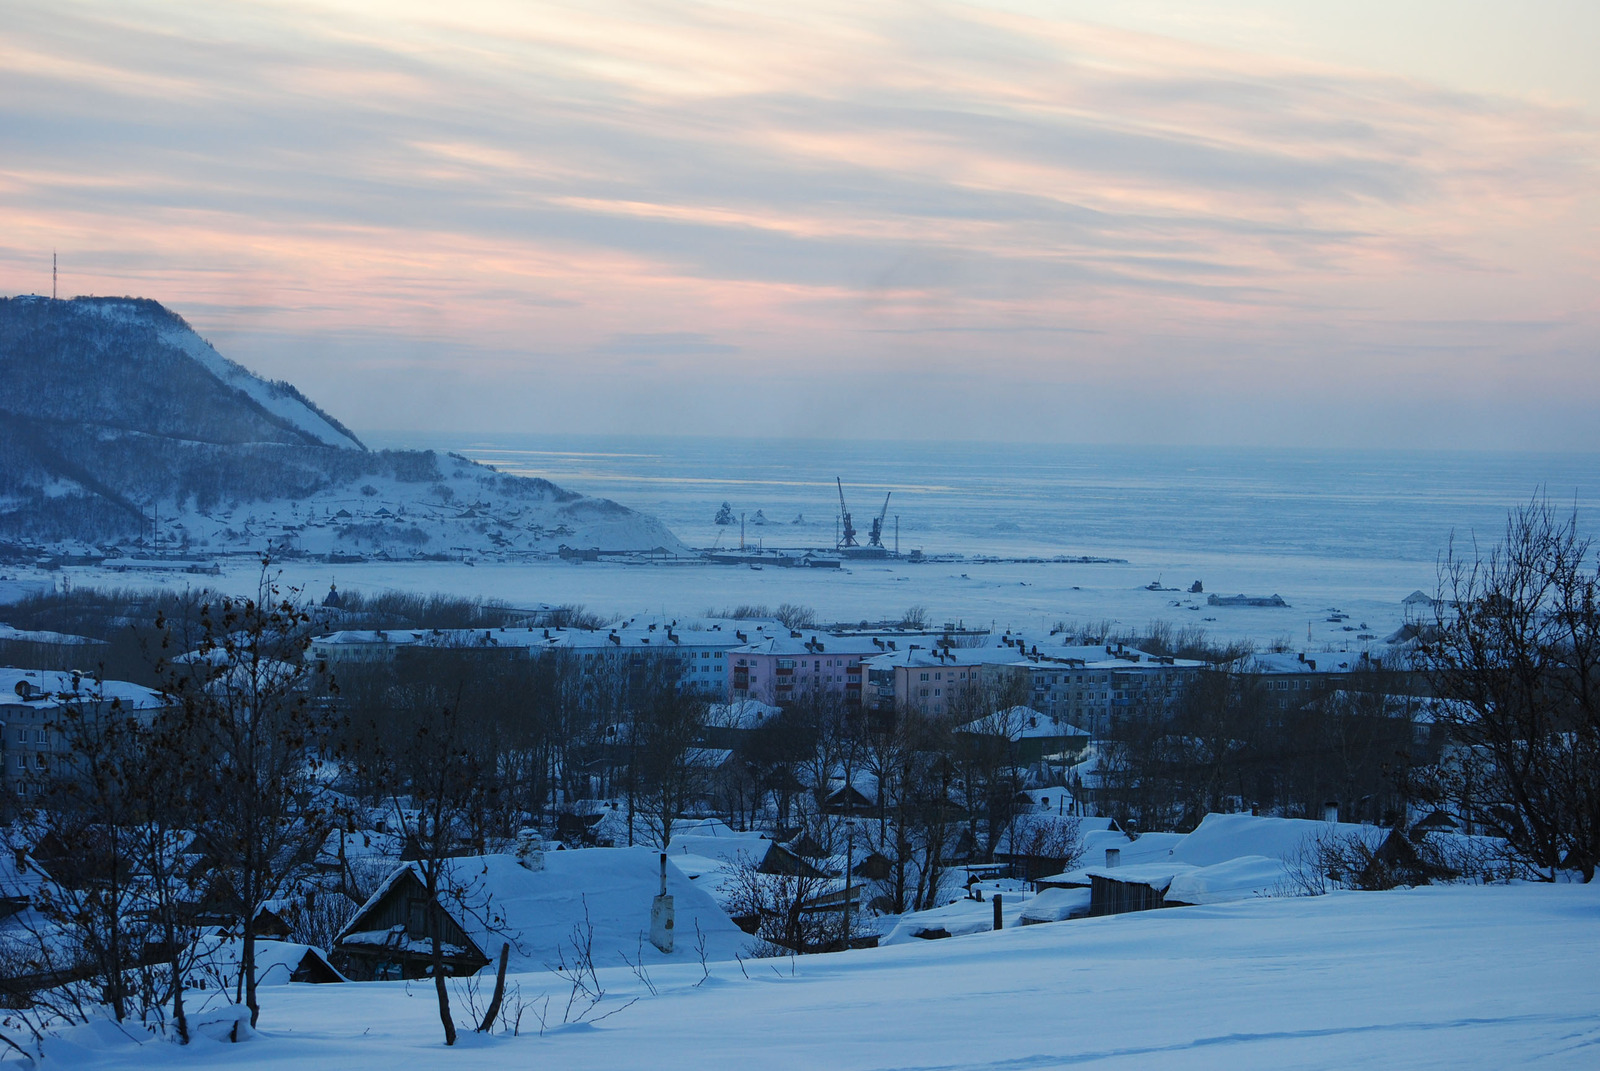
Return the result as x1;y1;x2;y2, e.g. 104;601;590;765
1165;855;1289;906
1017;887;1092;924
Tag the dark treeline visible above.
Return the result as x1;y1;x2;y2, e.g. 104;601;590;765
0;585;613;685
1095;661;1431;833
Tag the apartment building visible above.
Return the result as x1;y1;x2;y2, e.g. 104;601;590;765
1;669;168;799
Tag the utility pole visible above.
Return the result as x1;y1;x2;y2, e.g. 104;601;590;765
843;830;854;950
52;251;57;300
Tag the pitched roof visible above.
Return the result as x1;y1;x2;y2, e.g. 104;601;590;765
340;847;749;973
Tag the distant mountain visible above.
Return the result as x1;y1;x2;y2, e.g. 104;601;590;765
0;295;685;556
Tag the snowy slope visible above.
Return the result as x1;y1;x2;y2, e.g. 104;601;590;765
154;323;362;450
24;884;1600;1070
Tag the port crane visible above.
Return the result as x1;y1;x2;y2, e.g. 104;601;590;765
836;477;859;548
868;491;891;548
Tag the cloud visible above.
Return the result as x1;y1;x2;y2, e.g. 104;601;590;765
0;0;1596;446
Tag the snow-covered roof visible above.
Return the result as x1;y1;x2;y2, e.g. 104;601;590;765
340;847;749;973
959;707;1089;739
1165;855;1290;905
190;935;347;987
732;634;891;658
1245;652;1373;675
0;668;167;711
1170;813;1385;867
862;643;1204;673
1080;861;1200;891
311;623;756;657
1018;887;1092;924
991;636;1208;670
0;624;107;646
706;699;783;730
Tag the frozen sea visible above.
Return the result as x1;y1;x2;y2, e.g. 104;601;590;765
12;437;1597;652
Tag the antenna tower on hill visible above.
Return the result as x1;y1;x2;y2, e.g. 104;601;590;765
52;251;57;300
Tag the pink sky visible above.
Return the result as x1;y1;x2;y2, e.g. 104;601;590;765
2;1;1597;447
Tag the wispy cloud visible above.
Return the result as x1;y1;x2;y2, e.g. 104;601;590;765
1;0;1596;446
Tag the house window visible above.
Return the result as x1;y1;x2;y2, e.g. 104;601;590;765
919;672;930;682
407;899;429;935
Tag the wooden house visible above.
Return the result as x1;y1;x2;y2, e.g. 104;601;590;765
333;847;748;982
331;865;491;980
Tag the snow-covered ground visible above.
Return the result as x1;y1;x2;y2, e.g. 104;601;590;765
26;884;1600;1069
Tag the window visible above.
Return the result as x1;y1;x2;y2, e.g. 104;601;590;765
934;688;942;697
14;756;23;770
35;730;47;744
919;672;930;682
34;755;47;770
934;672;942;681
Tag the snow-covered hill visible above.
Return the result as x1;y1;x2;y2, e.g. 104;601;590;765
18;882;1598;1069
0;295;685;556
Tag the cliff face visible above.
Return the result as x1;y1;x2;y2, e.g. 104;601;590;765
0;296;684;555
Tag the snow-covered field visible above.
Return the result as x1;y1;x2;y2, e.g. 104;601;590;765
20;550;1419;649
28;884;1600;1069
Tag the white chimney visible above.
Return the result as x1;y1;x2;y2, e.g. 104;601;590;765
1323;802;1339;825
514;828;545;871
1105;848;1121;868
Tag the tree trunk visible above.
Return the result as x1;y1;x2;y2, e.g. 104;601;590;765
171;950;189;1044
241;921;260;1028
430;893;456;1045
477;943;510;1033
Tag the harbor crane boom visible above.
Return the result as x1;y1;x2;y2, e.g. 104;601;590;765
868;492;891;547
836;477;859;547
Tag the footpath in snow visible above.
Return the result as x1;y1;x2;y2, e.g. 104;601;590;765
27;883;1600;1071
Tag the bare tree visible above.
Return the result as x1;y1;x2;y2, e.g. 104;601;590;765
1420;500;1600;880
157;564;335;1030
630;663;710;850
